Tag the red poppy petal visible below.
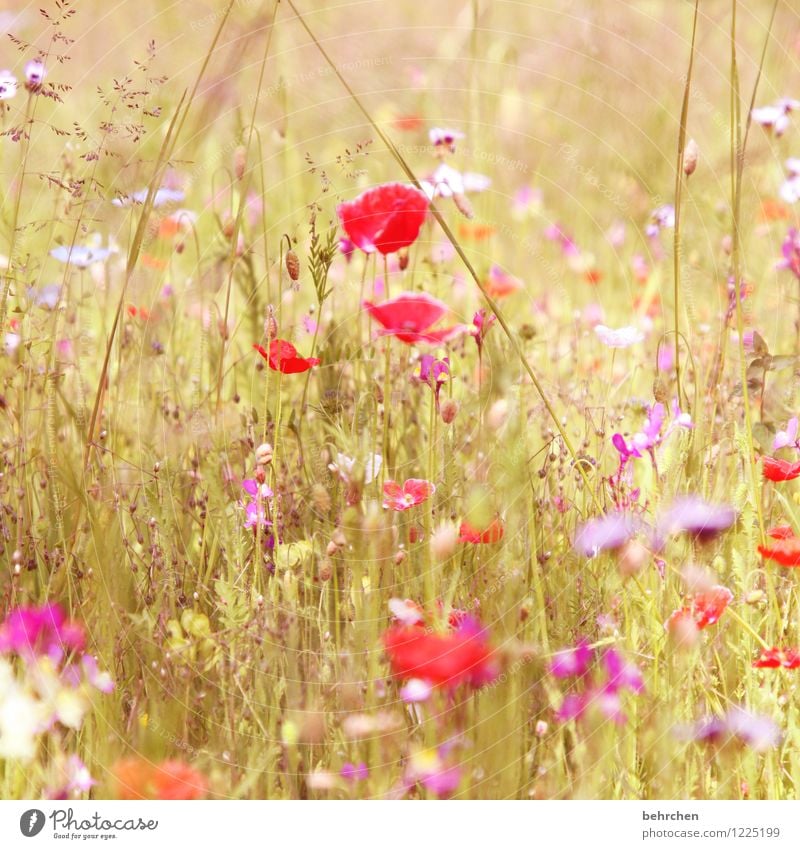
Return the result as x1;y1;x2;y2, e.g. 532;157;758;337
758;539;800;566
762;456;800;481
768;524;796;540
363;292;448;335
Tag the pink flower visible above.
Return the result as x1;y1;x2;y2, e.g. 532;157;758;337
752;98;800;137
0;604;85;663
383;478;435;511
774;417;799;451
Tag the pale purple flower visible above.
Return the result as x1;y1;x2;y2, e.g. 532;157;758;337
400;678;433;703
339;236;355;262
420;163;490;199
677;707;781;752
645;204;675;238
27;284;61;310
0;70;17;100
50;245;112;268
773;416;799;452
594;324;644;348
81;655;115;694
752;98;800;137
656;496;736;544
429;127;464;152
24;60;45;91
573;512;638;557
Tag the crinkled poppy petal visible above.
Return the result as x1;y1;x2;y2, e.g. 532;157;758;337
363;292;448;335
758;538;800;566
768;524;796;540
337;183;428;255
762;456;800;481
692;585;734;628
403;478;435;505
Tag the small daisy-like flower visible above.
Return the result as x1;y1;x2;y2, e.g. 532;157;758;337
49;245;113;268
0;70;18;100
24;60;46;91
594;324;644;348
429;127;464;153
751;98;800;137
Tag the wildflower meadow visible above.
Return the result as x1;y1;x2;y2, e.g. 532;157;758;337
3;0;800;811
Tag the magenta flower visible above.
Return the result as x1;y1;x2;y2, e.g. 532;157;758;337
416;355;449;408
778;228;800;280
241;479;274;531
544;222;580;257
0;604;85;663
602;648;645;694
340;762;368;782
549;640;593;678
471;308;496;357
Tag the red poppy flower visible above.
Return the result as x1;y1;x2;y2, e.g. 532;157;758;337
113;758;208;800
758;537;800;566
363;292;468;345
383;620;498;688
762;456;800;482
383;478;435;511
337;183;428;255
666;585;733;632
253;340;320;374
752;647;800;669
768;524;796;539
458;517;504;544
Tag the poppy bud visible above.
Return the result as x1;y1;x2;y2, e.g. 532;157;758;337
617;540;648;578
394;550;406;565
683;138;699;176
326;540;338;557
285;250;300;281
397;248;409;271
233;145;247;181
653;375;668;404
487;399;509;430
255;442;273;466
222;217;235;239
332;528;347;548
318;560;333;581
440;398;458;424
264;307;278;341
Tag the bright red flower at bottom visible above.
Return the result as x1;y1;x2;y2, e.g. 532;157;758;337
112;758;208;800
753;647;800;669
666;585;733;633
253;340;320;374
383;619;498;689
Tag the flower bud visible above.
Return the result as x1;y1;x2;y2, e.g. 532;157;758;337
233;145;247;181
430;522;459;562
440;398;458;424
255;442;273;466
285;249;300;281
683;138;699;176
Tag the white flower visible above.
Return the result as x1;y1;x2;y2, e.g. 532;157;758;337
0;661;45;760
752;98;800;137
112;187;185;208
329;452;382;485
594;324;644;348
421;163;491;199
50;245;113;268
24;59;45;89
0;70;17;100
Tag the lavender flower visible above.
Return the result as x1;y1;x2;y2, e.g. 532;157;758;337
594;324;644;348
656;496;736;544
774;417;799;451
751;98;800;137
573;512;638;558
0;70;17;100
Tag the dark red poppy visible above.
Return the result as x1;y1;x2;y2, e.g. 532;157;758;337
363;292;468;345
758;537;800;566
752;647;800;669
458;517;504;544
666;585;733;633
762;456;800;482
253;340;320;374
337;183;428;255
383;620;498;689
